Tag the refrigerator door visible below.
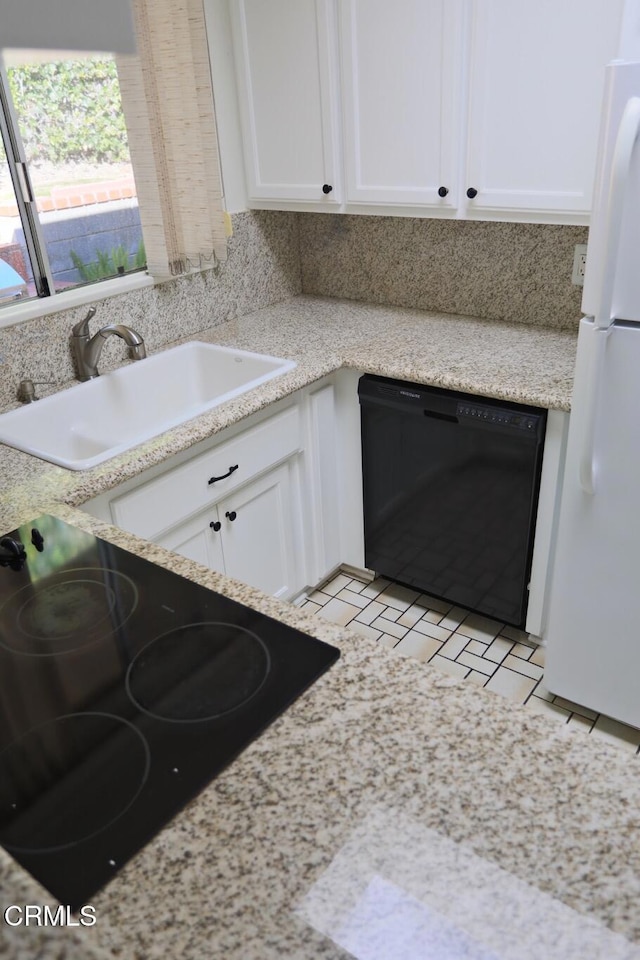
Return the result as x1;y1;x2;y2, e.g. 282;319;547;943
583;61;640;324
544;318;640;727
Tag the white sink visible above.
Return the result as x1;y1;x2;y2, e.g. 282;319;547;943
0;342;296;470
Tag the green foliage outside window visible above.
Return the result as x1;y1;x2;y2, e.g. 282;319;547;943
7;58;129;165
70;241;147;282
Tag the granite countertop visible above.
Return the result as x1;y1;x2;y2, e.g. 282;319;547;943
6;297;638;960
0;295;576;533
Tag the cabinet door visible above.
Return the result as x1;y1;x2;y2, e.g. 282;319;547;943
464;0;625;218
158;511;226;575
340;0;464;209
217;462;300;600
231;0;341;204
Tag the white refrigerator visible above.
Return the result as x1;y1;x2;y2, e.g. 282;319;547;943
544;60;640;728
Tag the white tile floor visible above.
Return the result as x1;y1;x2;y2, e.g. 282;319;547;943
302;570;640;756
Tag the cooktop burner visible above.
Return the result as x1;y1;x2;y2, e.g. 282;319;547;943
0;515;339;908
0;713;150;852
126;622;270;722
0;568;137;655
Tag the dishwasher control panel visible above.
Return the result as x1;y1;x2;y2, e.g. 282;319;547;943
456;401;539;432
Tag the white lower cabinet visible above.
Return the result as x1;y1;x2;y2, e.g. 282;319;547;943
301;369;364;580
159;462;300;600
216;464;300;598
82;390;341;602
84;400;310;600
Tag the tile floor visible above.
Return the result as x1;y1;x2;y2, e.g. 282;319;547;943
302;570;640;756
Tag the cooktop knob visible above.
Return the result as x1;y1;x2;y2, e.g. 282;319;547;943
31;528;45;551
0;536;27;571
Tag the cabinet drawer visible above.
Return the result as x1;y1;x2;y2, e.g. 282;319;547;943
111;405;302;539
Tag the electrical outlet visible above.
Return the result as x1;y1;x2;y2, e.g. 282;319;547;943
572;244;588;286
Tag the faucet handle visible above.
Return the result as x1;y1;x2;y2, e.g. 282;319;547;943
71;305;97;339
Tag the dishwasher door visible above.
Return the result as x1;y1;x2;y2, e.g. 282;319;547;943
358;375;546;627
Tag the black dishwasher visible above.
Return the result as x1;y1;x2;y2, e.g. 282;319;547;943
358;375;546;628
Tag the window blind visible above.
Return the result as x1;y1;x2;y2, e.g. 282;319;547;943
116;0;227;280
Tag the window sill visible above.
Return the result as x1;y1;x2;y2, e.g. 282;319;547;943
0;272;156;331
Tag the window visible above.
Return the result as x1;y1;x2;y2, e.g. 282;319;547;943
0;0;229;315
0;51;146;309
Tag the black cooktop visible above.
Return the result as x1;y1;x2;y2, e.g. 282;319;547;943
0;515;339;908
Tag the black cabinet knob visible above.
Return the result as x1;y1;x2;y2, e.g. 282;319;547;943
466;187;478;199
437;186;449;198
225;511;237;522
322;183;333;195
209;521;221;532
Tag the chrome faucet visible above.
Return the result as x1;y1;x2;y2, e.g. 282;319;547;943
71;306;147;381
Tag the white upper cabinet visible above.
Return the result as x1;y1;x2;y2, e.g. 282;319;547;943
339;0;464;210
228;0;632;223
463;0;627;219
230;0;341;204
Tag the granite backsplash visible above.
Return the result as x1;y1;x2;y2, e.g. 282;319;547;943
0;210;586;411
0;211;302;411
298;214;587;330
